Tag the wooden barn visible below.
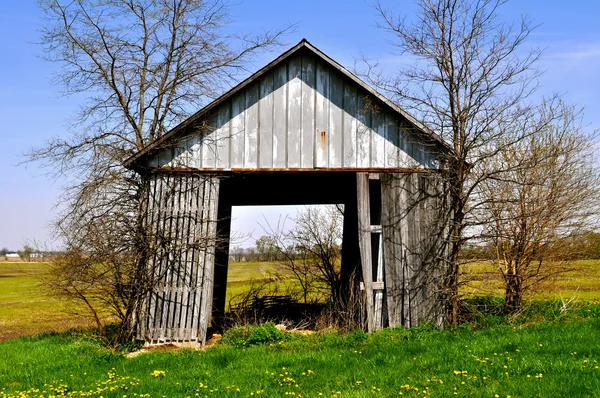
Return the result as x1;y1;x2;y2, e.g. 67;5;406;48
126;39;451;345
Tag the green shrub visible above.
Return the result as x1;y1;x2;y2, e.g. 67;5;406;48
245;323;285;346
221;323;287;347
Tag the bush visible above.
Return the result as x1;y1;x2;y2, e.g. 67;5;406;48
221;322;288;348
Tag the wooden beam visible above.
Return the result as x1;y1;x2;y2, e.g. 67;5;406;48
356;172;375;331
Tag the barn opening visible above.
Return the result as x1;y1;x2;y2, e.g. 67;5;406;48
223;203;346;329
209;171;364;331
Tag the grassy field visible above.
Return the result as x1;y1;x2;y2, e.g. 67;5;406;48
2;259;600;341
461;259;600;301
0;263;97;341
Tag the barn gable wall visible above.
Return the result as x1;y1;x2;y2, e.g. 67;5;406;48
145;53;442;171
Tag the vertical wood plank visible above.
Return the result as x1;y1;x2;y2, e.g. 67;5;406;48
371;110;386;168
244;83;259;168
356;93;371;168
230;93;245;168
287;56;302;168
381;173;402;327
190;177;207;341
373;232;384;329
272;63;288;168
328;72;343;168
343;83;357;167
259;73;274;168
398;125;411;168
315;61;329;168
186;135;202;169
201;116;217;170
198;177;219;346
356;172;375;331
301;55;315;168
216;103;231;169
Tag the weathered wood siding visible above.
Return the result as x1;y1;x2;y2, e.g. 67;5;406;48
137;173;219;344
145;54;441;171
380;172;448;328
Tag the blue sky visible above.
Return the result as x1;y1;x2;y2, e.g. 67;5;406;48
1;1;599;250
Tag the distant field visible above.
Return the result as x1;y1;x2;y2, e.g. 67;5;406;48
1;259;599;341
0;263;96;340
461;259;600;301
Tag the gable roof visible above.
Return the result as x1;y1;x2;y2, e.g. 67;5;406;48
125;39;451;171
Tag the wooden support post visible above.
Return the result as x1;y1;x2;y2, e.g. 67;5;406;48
357;172;375;331
212;196;232;332
198;177;220;347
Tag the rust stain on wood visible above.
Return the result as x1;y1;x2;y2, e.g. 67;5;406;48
320;130;327;150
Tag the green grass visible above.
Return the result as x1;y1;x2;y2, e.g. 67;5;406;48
1;260;600;397
1;307;600;397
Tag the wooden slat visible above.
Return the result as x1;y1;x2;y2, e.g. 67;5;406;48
259;72;274;168
381;173;402;327
216;103;231;169
230;93;245;168
356;172;375;331
287;55;302;168
300;55;315;168
328;71;343;167
343;83;357;167
315;61;329;168
356;94;370;168
201;116;217;170
371;110;386;168
198;177;220;346
272;63;288;168
244;83;259;168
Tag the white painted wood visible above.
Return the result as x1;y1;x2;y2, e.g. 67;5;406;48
328;72;343;167
372;111;386;168
216;105;230;169
343;84;357;167
145;54;443;172
273;64;288;168
287;56;302;168
356;94;370;168
301;55;315;168
244;83;259;168
315;61;329;168
201;116;217;169
230;94;245;168
384;114;399;168
259;73;274;168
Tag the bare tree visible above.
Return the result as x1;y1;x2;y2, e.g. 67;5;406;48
479;102;599;313
29;0;290;342
367;0;543;322
266;206;344;306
